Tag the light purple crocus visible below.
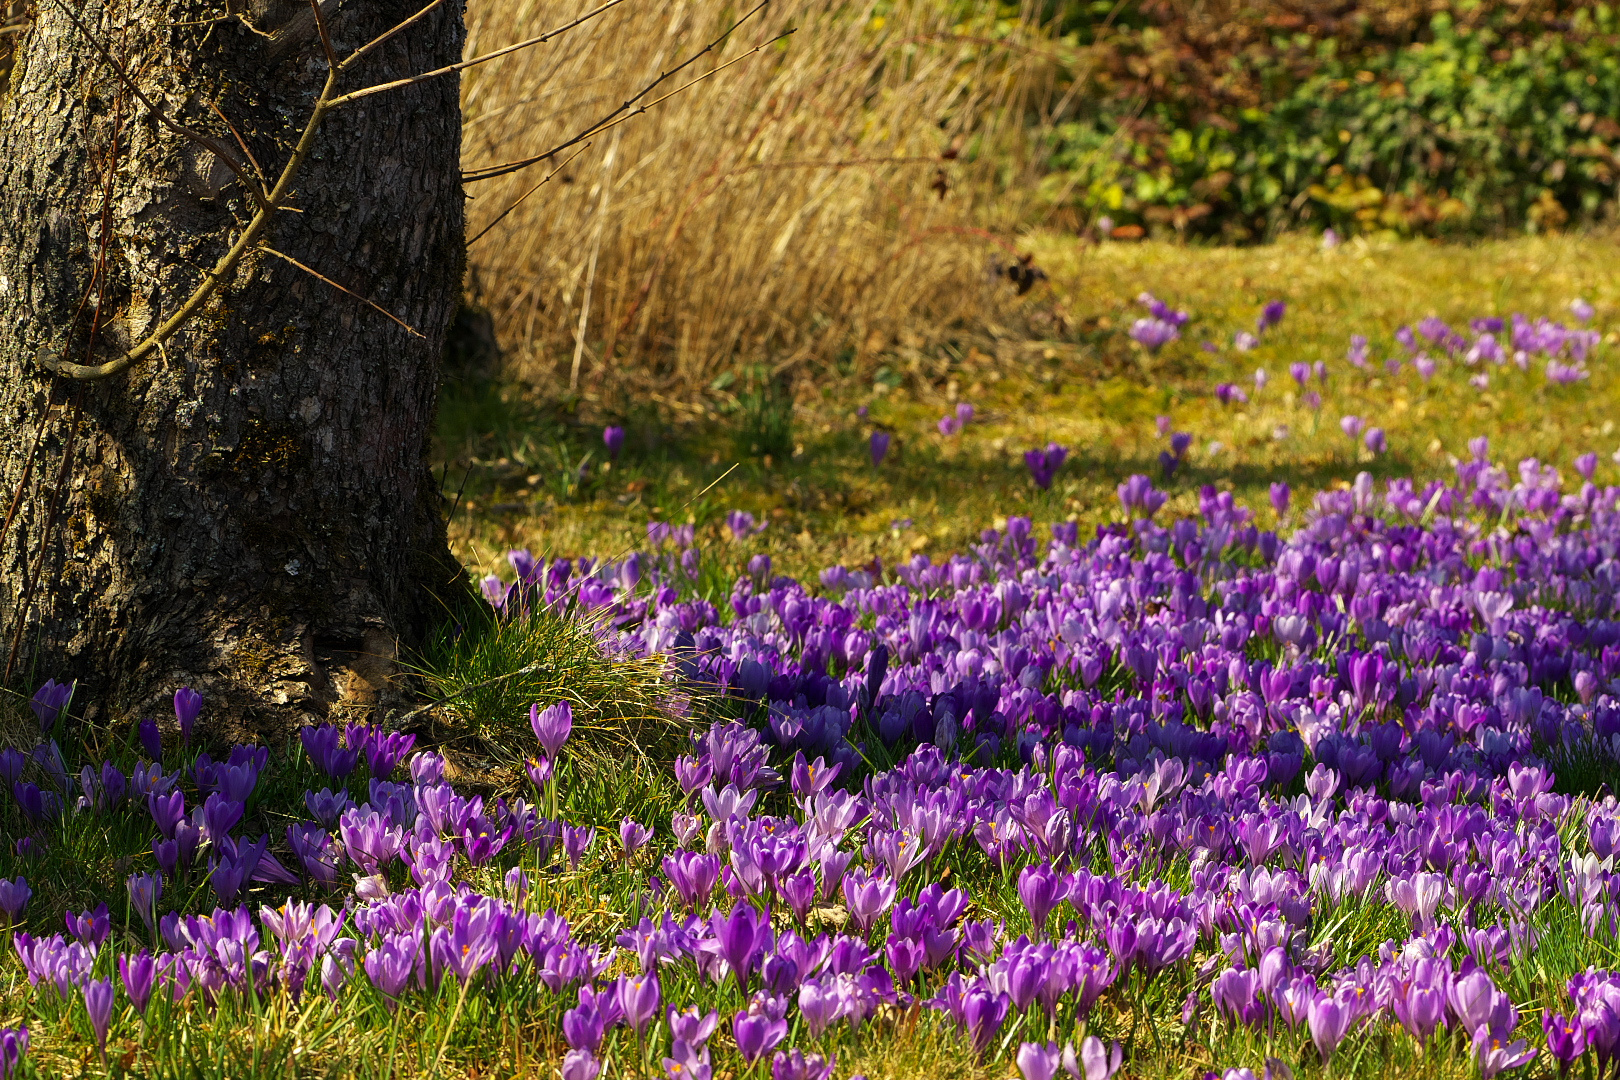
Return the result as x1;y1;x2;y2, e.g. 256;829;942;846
529;700;574;758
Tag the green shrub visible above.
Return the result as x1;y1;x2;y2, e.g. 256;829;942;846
1039;2;1620;237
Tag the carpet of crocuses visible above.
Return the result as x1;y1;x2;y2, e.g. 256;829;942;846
3;307;1620;1080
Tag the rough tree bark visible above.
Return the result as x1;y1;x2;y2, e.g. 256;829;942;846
0;0;468;735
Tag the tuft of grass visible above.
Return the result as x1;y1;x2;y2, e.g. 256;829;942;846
409;596;693;782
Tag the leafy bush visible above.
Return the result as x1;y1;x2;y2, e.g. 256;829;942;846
1041;1;1620;237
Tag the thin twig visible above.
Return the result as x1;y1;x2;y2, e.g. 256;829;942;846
207;101;267;191
466;144;591;247
261;247;426;338
462;2;779;184
306;0;340;72
329;0;638;106
338;0;448;72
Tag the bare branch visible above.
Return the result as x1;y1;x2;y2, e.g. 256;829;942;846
328;0;639;107
261;247;426;338
464;12;787;184
207;101;268;192
306;0;340;72
466;143;592;247
338;0;447;72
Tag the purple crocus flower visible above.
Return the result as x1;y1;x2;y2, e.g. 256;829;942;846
530;701;574;759
1017;1042;1061;1080
1340;415;1364;439
173;687;204;743
1017;863;1065;937
0;878;29;922
1544;1013;1587;1067
710;902;774;989
147;789;186;840
118;951;156;1016
562;1049;602;1080
961;986;1010;1054
663;851;721;910
956;402;975;424
619;817;653;855
772;1049;835;1080
1289;361;1311;386
1571;298;1594;322
870;431;891;467
0;750;22;788
0;1028;27;1080
1117;474;1166;518
1258;300;1287;332
668;1006;719;1047
29;680;72;733
603;426;625;460
138;718;162;762
1129;317;1180;352
842;868;898;934
1575;452;1599;481
938;415;962;436
1262;484;1288;522
1364;427;1387;455
1072;1037;1123;1080
83;978;114;1058
616;972;661;1034
562;824;596;869
1025;443;1068;490
363;935;418;1003
1307;991;1353;1062
127;873;162;931
733;1006;788;1063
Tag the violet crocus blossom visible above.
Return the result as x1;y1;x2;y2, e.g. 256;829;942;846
1258;300;1287;332
118;952;156;1016
530;701;574;758
0;879;29;923
83;978;114;1058
173;687;203;743
137;719;162;763
126;873;161;932
603;426;625;460
1017;1042;1061;1080
772;1049;835;1080
1129;317;1180;352
562;825;596;869
1364;427;1388;455
870;431;891;467
619;817;653;855
734;1007;788;1063
1025;444;1068;490
30;680;72;733
0;1029;26;1080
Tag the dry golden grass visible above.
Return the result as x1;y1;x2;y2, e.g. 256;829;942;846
459;0;1065;403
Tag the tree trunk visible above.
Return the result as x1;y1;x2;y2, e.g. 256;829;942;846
0;0;468;738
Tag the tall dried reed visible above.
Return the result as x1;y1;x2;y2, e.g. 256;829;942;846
460;0;1064;404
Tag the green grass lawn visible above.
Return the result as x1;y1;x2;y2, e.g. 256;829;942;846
440;231;1620;592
